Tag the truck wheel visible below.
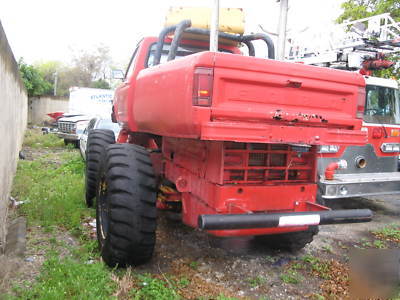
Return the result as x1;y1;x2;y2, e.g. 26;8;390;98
254;226;319;251
85;129;115;207
96;143;157;267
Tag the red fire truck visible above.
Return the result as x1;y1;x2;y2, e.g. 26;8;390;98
288;14;400;201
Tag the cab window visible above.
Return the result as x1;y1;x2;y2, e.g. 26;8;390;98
364;85;400;125
125;43;141;80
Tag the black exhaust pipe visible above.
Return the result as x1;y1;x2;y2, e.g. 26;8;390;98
198;209;373;230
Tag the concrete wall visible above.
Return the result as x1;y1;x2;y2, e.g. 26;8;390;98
28;96;69;124
0;21;28;250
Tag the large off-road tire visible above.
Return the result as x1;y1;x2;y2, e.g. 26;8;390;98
254;226;319;251
96;143;157;267
85;129;115;207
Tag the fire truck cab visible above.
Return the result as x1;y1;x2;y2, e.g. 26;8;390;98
286;13;400;201
318;76;400;200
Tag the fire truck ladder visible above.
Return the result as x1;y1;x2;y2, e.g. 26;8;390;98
287;13;400;70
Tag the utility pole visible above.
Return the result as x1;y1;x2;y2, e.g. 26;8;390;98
277;0;288;60
210;0;220;52
53;71;58;96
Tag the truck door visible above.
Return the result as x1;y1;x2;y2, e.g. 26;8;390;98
114;44;140;128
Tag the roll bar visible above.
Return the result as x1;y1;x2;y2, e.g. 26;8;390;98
153;19;275;66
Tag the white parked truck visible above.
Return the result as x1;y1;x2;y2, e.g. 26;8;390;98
57;87;114;147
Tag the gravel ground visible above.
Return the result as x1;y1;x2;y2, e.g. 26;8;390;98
132;195;400;299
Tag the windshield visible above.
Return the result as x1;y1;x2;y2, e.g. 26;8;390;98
97;119;120;133
363;85;400;125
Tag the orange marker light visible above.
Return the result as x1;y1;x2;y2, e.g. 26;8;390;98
391;129;400;137
198;90;210;97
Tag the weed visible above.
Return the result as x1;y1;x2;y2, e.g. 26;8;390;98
178;277;190;288
189;261;199;270
280;270;304;284
131;274;179;300
11;252;115;299
12;152;89;231
301;255;331;280
264;255;276;264
373;239;386;249
322;244;333;253
311;294;325;300
247;276;265;287
360;238;372;248
372;224;400;242
23;130;64;148
290;262;304;270
216;295;240;300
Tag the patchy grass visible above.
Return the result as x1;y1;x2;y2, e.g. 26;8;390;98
188;261;199;270
372;224;400;243
301;255;331;280
247;276;266;288
130;274;179;300
23;130;64;148
12;150;90;233
11;251;115;300
280;269;304;284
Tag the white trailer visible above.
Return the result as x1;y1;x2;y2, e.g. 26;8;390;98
57;87;114;147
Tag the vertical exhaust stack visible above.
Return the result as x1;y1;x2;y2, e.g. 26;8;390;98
210;0;220;52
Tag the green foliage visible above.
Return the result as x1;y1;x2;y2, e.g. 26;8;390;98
18;58;52;97
247;276;266;287
372;224;400;241
337;0;400;78
301;255;331;280
91;78;111;89
189;261;199;270
131;274;179;300
215;296;240;300
23;131;64;148
28;45;115;97
337;0;400;23
12;147;88;232
12;252;115;299
280;270;304;284
373;239;387;248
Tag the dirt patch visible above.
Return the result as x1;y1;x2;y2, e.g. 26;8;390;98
119;194;400;299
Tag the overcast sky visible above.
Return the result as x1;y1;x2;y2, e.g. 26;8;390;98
1;0;343;66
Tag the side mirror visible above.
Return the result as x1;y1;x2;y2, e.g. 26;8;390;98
112;69;125;80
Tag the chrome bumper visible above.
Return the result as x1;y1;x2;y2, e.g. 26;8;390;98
58;132;79;141
319;172;400;199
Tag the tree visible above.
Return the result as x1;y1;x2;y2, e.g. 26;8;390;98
18;59;52;97
337;0;400;78
90;79;111;90
337;0;400;23
71;44;112;86
32;45;114;97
